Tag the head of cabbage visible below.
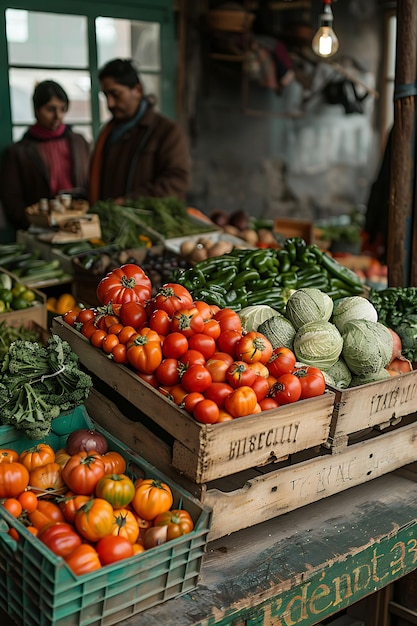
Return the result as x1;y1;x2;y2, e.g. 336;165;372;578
332;296;378;333
342;319;393;375
286;288;333;331
293;320;343;370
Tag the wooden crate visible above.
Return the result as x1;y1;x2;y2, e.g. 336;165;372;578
85;388;417;541
51;317;335;483
273;218;313;243
327;369;417;451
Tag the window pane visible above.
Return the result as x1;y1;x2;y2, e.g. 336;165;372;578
6;10;88;68
96;18;161;72
9;68;91;126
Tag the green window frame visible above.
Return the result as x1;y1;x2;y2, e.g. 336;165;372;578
0;0;177;156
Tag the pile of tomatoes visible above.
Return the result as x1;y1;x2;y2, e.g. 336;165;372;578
63;264;326;425
0;438;194;576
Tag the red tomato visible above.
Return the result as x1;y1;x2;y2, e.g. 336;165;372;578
74;498;115;542
17;490;38;514
259;397;280;411
202;318;221;340
205;353;234;382
170;307;205;338
224;386;258;418
162;332;189;359
268;373;302;404
97;263;152;306
102;333;120;355
0;462;29;498
89;329;107;349
61;451;106;495
183;392;205;413
77;308;97;325
62;309;79;327
149;309;171;336
96;313;121;332
193;300;213;321
267;347;297;378
111;343;128;364
38;522;82;558
193;399;220;424
168;384;188;405
214;308;242;332
65;544;102;575
118;325;137;345
181;364;212;393
96;535;134;565
80;318;98;340
188;333;216;360
226;361;257;389
119;301;148;329
293;365;326;399
179;349;206;368
251;375;270;402
152;283;194;316
156;358;181;387
248;362;269;377
2;498;22;518
204;382;234;408
137;372;159;387
235;331;273;364
217;409;234;422
216;329;242;357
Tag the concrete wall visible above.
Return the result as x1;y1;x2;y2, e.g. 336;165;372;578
187;0;384;223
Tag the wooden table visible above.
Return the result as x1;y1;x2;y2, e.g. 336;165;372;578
116;470;417;626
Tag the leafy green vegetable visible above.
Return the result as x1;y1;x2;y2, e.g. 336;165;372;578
286;288;333;331
0;321;43;361
332;296;378;333
293;320;343;370
0;334;93;439
369;287;417;362
341;319;393;376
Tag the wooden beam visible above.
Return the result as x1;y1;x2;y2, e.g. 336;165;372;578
387;0;417;287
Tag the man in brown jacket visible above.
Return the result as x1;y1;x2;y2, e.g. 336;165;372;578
89;58;190;205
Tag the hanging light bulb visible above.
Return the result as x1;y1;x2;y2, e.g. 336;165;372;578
312;0;339;58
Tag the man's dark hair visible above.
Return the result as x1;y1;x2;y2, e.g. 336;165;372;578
98;58;141;88
33;80;69;111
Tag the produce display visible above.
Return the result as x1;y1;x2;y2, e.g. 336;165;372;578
173;237;365;311
0;428;195;575
0;242;69;285
0;335;93;438
0;269;41;313
61;265;328;425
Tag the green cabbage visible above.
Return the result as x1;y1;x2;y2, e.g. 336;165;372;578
293;320;343;369
342;319;393;376
238;305;282;333
286;288;333;330
258;314;296;350
350;368;392;387
332;296;378;333
322;358;352;388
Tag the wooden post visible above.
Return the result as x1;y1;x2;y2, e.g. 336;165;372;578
387;0;417;287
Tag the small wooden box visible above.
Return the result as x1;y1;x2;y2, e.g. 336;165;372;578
327;369;417;450
52;317;335;484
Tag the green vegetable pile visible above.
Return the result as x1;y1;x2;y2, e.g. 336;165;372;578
0;321;43;361
369;287;417;363
173;237;364;312
0;334;93;440
89;197;214;248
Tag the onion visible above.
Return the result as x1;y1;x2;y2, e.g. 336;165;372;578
66;429;108;456
388;328;403;363
387;356;413;374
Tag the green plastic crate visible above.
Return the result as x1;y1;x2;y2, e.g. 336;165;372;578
0;405;212;626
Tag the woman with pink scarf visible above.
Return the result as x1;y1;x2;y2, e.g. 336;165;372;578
0;80;90;232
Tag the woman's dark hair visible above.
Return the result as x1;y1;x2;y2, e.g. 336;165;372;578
98;58;141;89
33;80;69;111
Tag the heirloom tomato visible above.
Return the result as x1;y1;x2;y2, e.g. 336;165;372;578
65;544;102;575
293;365;326;399
126;328;163;374
131;478;173;521
0;462;29;498
214;308;242;332
226;361;257;389
193;300;213;321
152;283;194;316
111;508;139;544
268;373;302;404
75;497;115;542
95;474;135;509
59;492;91;524
267;347;297;379
224;386;258;418
170;306;205;338
205;352;233;383
96;535;133;565
101;451;126;475
97;263;152;306
236;331;273;364
38;522;82;558
0;449;18;464
29;499;65;530
19;443;55;471
153;509;194;540
201;318;221;340
29;462;66;495
61;451;106;495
